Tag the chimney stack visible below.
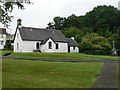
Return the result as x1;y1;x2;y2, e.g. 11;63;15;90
71;37;74;40
17;19;22;27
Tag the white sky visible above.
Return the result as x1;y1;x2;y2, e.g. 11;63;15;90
4;0;120;34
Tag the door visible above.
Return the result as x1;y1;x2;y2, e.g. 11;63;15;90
36;42;39;49
68;46;70;52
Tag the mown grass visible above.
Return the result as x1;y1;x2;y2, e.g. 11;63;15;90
79;53;119;60
8;52;102;61
2;50;119;61
2;58;103;88
0;50;13;56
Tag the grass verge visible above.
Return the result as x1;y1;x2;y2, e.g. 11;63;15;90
2;59;103;88
8;52;101;60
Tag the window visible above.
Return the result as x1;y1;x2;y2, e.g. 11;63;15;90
56;43;59;49
73;46;75;50
1;41;3;45
36;42;39;49
17;33;19;38
17;43;19;49
1;34;3;38
49;42;52;49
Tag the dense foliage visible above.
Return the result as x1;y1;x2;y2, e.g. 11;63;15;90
5;40;13;50
47;5;120;55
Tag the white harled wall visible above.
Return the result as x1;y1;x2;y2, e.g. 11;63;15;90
41;38;68;53
14;29;42;52
70;46;79;52
0;34;6;49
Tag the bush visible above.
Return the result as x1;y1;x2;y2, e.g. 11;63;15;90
5;40;13;50
83;49;111;55
117;49;120;56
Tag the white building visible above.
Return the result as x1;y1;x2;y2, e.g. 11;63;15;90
14;19;79;53
0;28;7;49
66;37;79;52
118;1;120;10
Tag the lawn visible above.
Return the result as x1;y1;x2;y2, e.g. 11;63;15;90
2;58;103;88
0;50;13;56
2;50;119;88
8;52;102;61
1;50;119;61
79;53;119;60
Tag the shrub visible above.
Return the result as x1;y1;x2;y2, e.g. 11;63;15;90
117;49;120;56
5;40;13;50
83;49;111;55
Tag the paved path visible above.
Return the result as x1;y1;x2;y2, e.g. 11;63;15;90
79;55;119;88
91;62;118;88
91;59;118;88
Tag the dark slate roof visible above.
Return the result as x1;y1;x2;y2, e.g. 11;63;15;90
66;38;78;46
0;28;6;34
19;26;67;43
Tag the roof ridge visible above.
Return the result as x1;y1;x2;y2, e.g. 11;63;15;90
22;26;60;31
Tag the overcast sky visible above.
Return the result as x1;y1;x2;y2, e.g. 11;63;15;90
5;0;120;34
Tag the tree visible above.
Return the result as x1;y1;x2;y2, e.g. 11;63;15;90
84;5;120;34
47;5;120;35
46;5;120;55
0;0;31;27
79;33;112;55
62;27;84;43
47;16;66;30
63;14;79;28
46;22;55;29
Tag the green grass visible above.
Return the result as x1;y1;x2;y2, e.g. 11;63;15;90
2;50;119;61
0;50;13;56
2;59;103;88
79;53;119;60
8;52;101;60
1;50;119;60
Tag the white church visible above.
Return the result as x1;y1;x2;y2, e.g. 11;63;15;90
14;19;79;53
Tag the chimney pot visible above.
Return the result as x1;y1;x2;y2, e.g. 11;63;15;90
17;19;22;26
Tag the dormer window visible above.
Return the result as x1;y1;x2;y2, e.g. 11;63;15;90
49;42;52;49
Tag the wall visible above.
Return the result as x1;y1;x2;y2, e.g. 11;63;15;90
14;28;42;52
41;38;68;53
70;46;79;52
14;28;22;52
0;34;6;49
